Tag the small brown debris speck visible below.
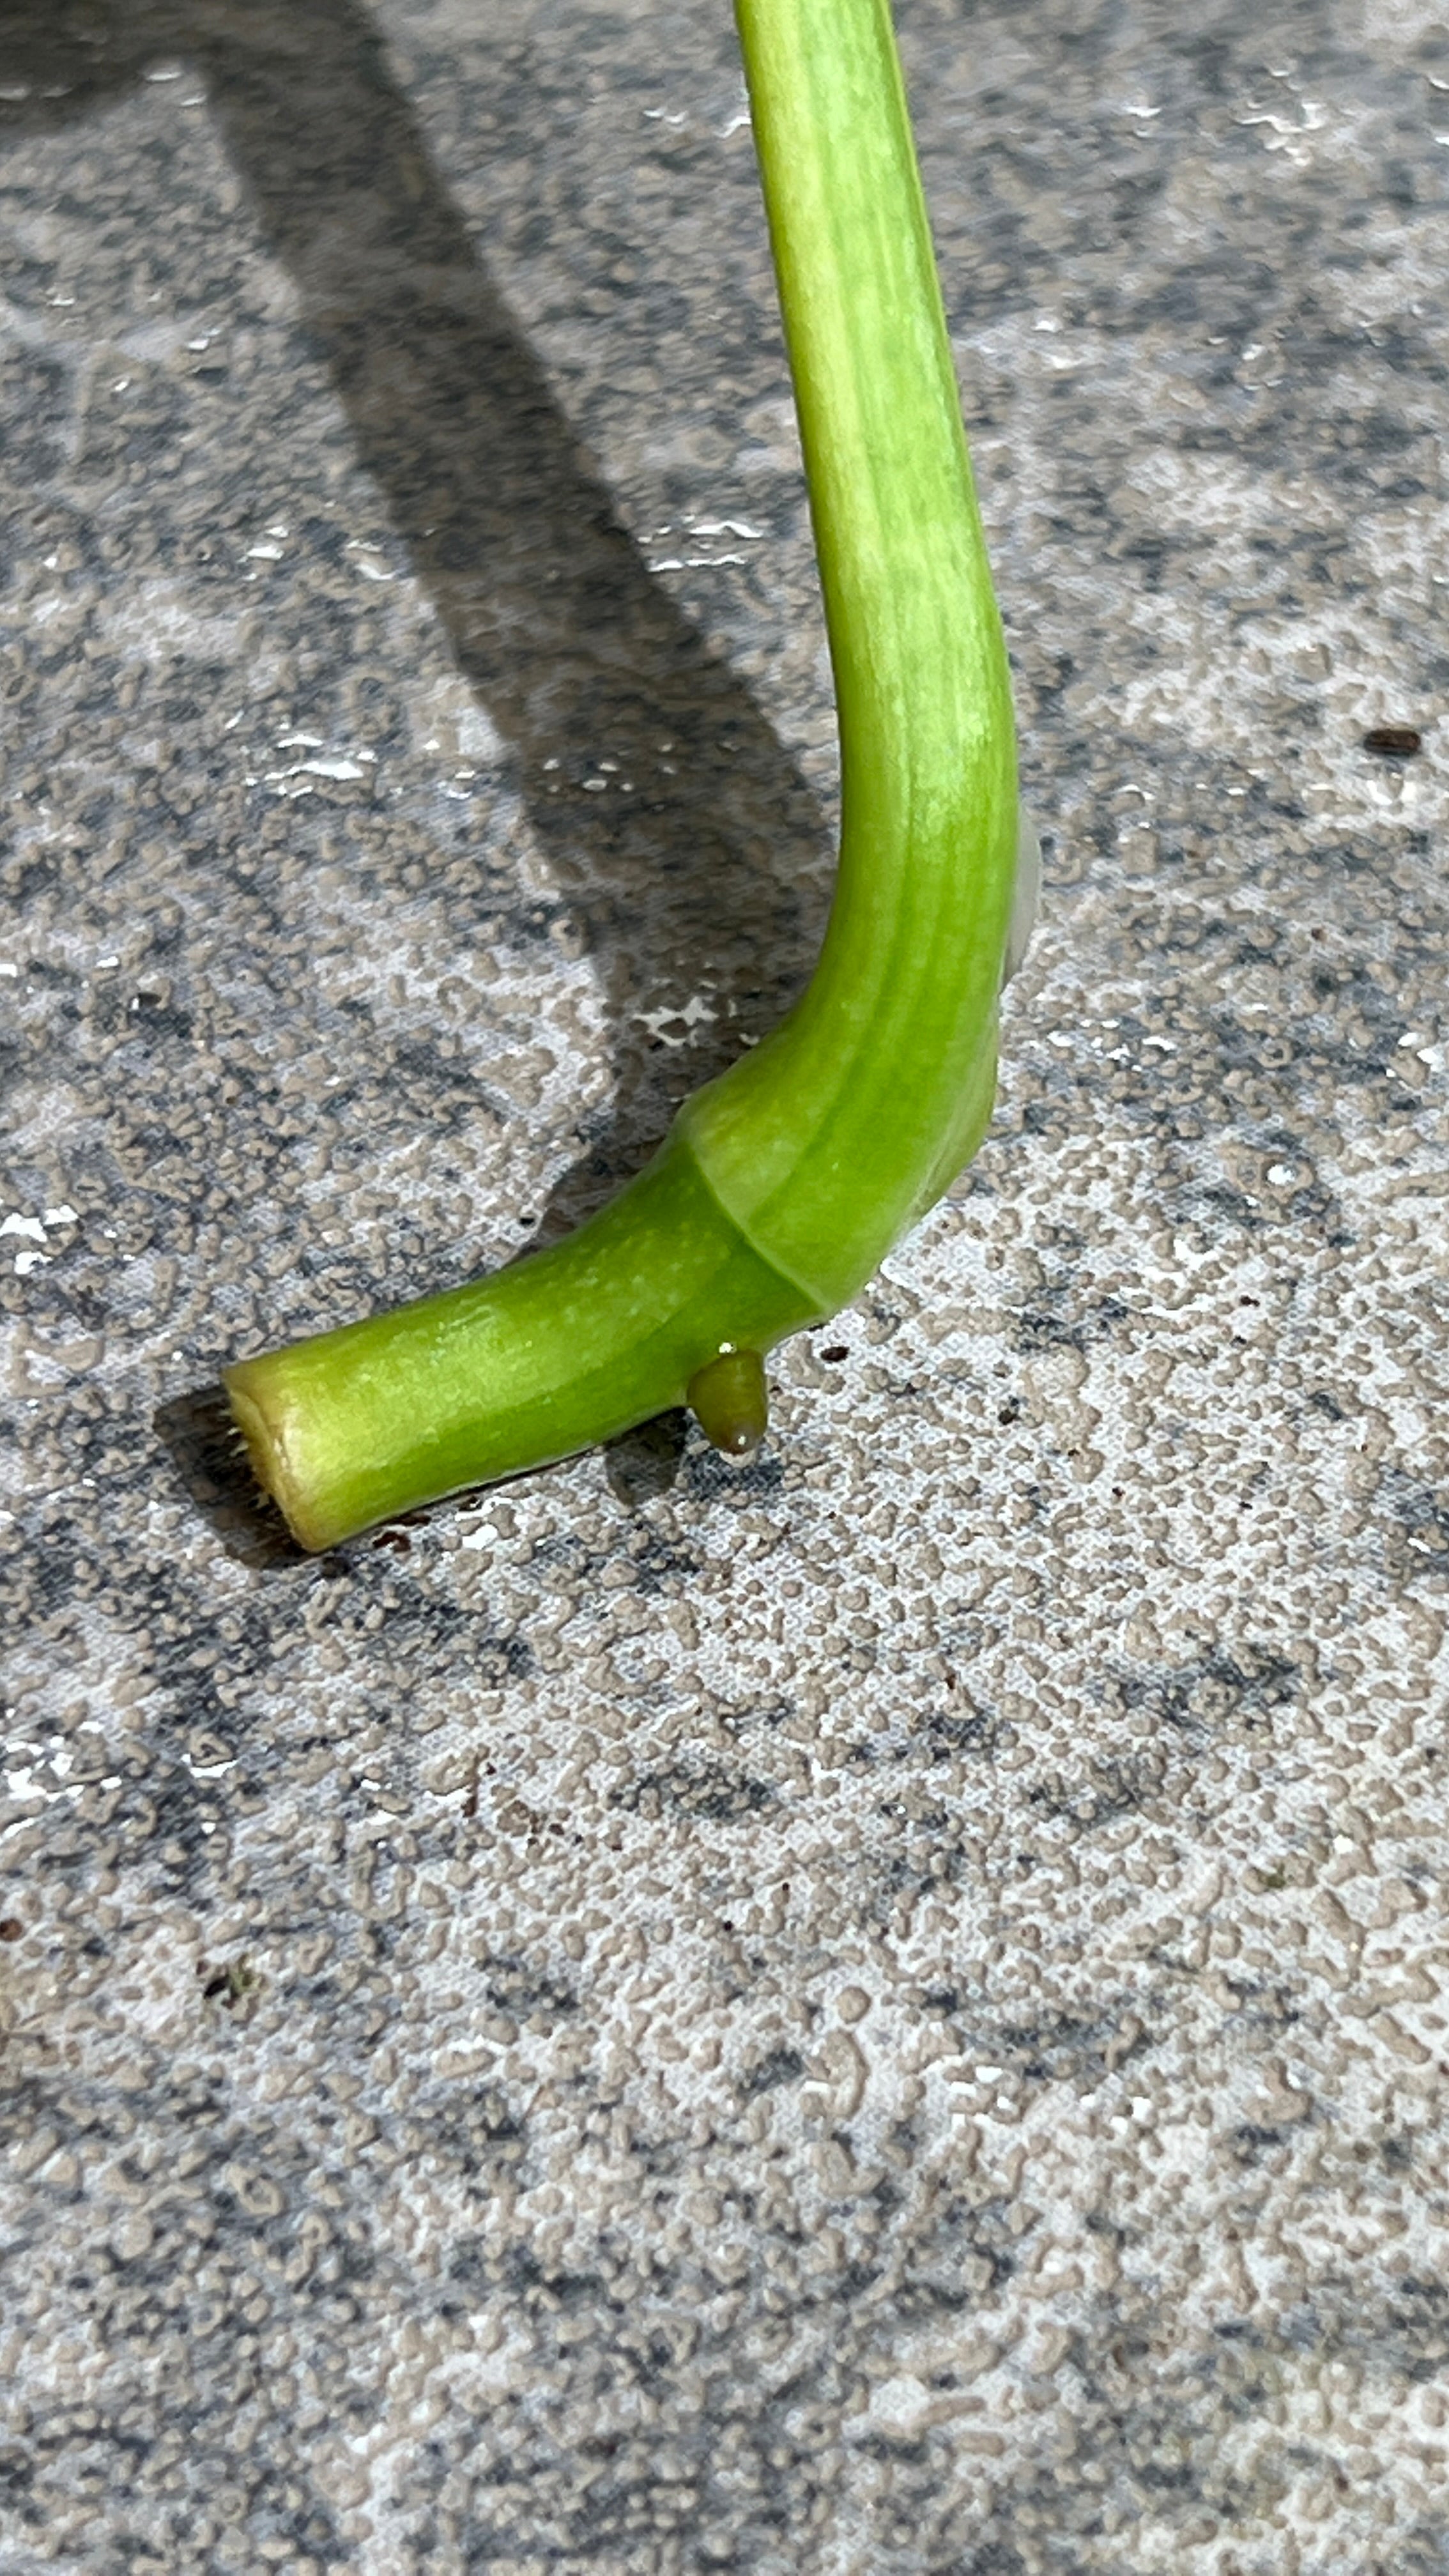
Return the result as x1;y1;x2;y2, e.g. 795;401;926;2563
1363;724;1423;758
198;1955;259;2007
0;1918;23;1942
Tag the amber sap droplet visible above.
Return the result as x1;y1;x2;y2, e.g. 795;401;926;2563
686;1346;768;1457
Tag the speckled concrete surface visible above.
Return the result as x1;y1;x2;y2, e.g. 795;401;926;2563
2;0;1447;2568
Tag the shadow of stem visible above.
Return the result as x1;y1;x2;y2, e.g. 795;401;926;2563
8;0;831;1533
2;0;829;1233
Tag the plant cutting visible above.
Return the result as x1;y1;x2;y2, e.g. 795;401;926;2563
225;0;1034;1551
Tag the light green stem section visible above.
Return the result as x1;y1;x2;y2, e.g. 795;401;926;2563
224;0;1019;1551
684;0;1017;1299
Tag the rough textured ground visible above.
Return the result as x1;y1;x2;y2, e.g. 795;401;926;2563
2;0;1447;2568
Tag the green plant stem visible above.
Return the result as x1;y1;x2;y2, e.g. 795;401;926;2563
225;0;1021;1551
